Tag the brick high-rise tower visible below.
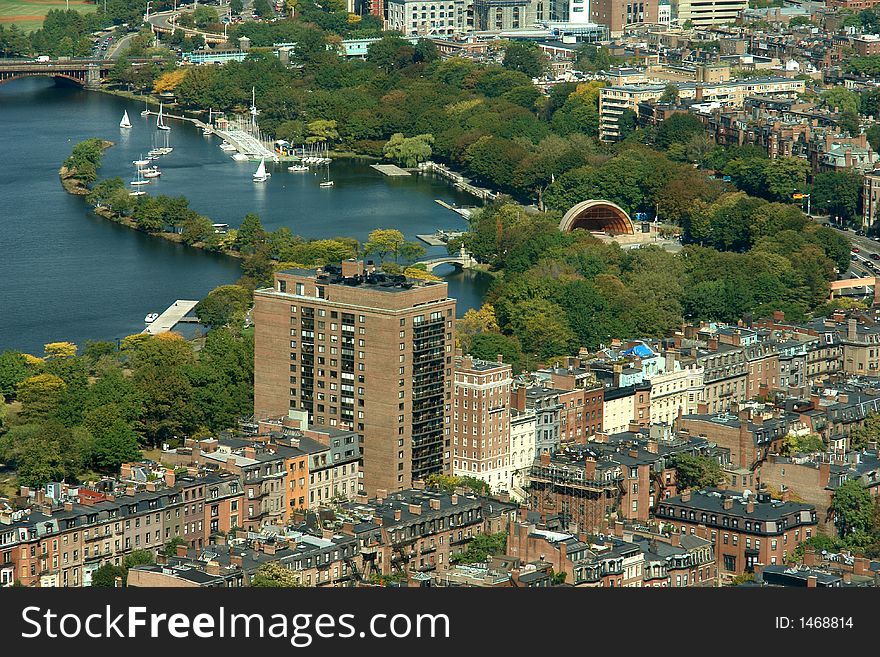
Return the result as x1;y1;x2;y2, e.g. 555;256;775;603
253;260;456;496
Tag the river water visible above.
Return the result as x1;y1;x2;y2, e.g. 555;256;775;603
0;78;491;354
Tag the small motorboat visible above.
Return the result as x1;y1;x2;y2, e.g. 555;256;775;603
128;190;147;197
319;180;334;188
144;312;159;323
143;168;161;178
232;153;248;161
288;164;308;172
219;142;236;151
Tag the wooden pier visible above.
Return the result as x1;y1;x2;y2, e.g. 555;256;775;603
371;163;411;176
142;300;200;335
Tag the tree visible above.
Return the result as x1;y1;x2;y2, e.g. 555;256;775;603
235;213;268;252
502;41;546;78
850;411;880;449
780;433;824;456
163;537;188;556
44;342;77;359
153;69;188;94
231;0;244;12
251;561;304;587
811;171;861;221
655;113;705;149
672;454;724;489
659;83;679;103
451;532;507;564
383;133;434;167
456;304;500;347
762;156;809;202
831;480;874;542
0;350;30;400
306;119;339;144
195;285;253;328
363;228;405;262
91;563;126;587
92;419;141;472
16;373;67;422
193;4;220;27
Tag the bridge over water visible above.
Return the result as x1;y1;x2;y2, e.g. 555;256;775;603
0;60;113;88
418;248;478;274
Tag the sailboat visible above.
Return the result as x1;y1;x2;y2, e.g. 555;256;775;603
319;161;333;187
132;153;150;167
253;158;270;182
288;161;308;172
120;110;132;129
140;98;149;117
203;109;214;135
156;103;171;131
130;165;150;188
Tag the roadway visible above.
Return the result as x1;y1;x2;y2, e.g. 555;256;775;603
820;220;880;296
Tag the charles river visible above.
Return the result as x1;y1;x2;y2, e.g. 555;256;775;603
0;78;492;354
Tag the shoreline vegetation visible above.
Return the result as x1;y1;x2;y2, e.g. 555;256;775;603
59;138;445;290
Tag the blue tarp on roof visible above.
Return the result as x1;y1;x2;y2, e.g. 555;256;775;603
622;344;654;358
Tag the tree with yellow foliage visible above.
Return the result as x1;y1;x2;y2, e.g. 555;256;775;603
44;342;77;359
120;333;152;352
403;266;441;281
153;69;188;94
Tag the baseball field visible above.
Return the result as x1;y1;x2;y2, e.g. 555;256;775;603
0;0;97;33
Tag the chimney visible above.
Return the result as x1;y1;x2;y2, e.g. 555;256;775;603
513;386;527;411
670;532;681;547
722;496;733;510
164;470;176;488
646;439;658;454
376;489;388;503
176;544;188;557
497;353;504;363
681;489;692;502
848;318;857;341
429;498;441;510
341;259;364;277
243;446;256;460
746;499;754;513
451;494;459;505
120;463;132;480
819;462;830;487
230;554;243;568
540;452;551;465
781;488;791;502
206;562;221;576
613;521;624;537
628;449;639;458
613;363;623;387
583;456;597;480
412;479;425;490
806;575;817;588
146;482;157;492
408;503;422;515
394;509;402;521
707;336;719;350
63;501;73;512
665;348;676;372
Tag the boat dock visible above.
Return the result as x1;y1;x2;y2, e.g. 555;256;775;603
371;164;411;176
433;199;475;219
142;300;200;335
419;161;497;201
417;229;467;246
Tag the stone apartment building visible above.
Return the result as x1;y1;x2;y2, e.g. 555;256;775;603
513;386;563;454
509;408;537;499
656;488;818;579
0;470;245;588
648;357;704;427
253;260;456;496
336;487;489;578
452;355;513;493
676;406;796;470
386;0;467;36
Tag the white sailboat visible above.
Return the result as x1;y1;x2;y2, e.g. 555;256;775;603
157;103;171;131
120;110;132;128
140;98;149;117
133;153;150;167
319;161;333;187
143;167;161;178
130;165;150;187
253;158;270;182
203;109;214;135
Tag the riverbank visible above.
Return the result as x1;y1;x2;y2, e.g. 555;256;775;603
59;140;244;261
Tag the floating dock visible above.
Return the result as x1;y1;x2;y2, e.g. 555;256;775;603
417;228;467;246
142;300;200;335
371;164;411;176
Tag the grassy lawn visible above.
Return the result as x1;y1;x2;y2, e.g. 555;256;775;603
0;0;97;33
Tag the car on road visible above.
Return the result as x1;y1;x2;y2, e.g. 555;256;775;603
852;247;861;253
